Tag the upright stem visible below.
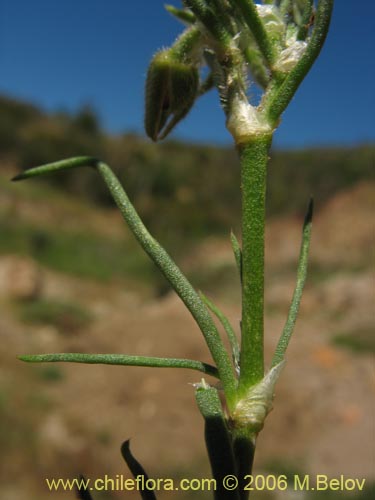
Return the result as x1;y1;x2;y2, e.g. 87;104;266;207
238;134;273;395
232;427;256;500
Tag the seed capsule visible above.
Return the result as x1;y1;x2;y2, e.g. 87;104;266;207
145;50;199;141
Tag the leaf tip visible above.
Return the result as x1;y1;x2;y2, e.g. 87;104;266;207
11;173;26;182
121;439;131;457
304;197;314;226
18;354;40;363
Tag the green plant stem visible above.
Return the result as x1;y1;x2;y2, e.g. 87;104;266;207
264;0;334;126
242;46;270;89
165;4;196;25
297;0;314;41
121;441;157;500
195;386;240;500
230;231;243;281
238;134;273;395
95;162;237;406
232;428;256;500
18;353;220;377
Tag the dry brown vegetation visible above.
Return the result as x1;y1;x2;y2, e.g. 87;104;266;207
0;169;374;499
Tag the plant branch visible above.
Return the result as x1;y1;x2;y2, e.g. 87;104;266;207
230;0;275;67
297;0;314;41
13;157;237;407
271;199;313;367
264;0;334;126
182;0;232;48
195;385;240;500
165;4;196;24
18;353;220;378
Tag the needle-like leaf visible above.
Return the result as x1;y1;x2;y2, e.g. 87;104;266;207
11;156;97;181
271;198;313;367
121;441;157;500
18;353;220;378
230;231;242;282
200;292;240;371
265;0;334;125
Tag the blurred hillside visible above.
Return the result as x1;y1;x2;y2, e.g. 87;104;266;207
0;95;373;251
0;94;374;500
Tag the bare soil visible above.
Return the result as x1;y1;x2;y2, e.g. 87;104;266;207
0;182;374;499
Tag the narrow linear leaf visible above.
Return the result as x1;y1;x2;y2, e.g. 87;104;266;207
121;441;157;500
75;475;93;500
12;157;237;408
11;156;97;181
200;292;240;371
165;4;196;24
95;161;236;403
195;385;240;500
230;231;242;282
266;0;334;124
18;353;219;378
271;198;313;367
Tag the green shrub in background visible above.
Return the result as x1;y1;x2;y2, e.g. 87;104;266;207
0;96;373;247
18;298;92;334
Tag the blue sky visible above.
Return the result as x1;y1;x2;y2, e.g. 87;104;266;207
0;1;374;148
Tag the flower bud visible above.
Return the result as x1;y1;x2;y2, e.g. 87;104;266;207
145;50;199;141
256;4;284;45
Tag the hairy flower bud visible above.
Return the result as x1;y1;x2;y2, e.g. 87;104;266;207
256;4;284;44
145;50;199;141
